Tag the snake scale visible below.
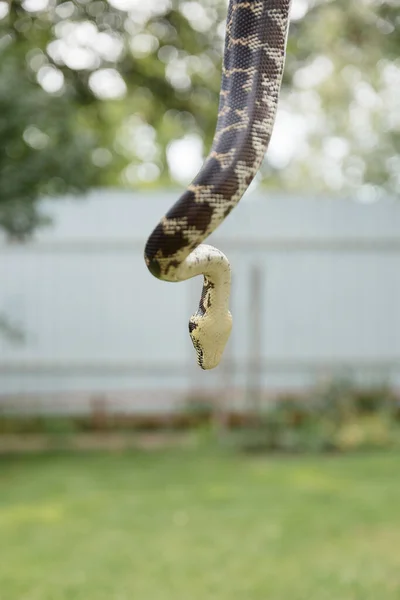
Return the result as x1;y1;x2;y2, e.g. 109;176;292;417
144;0;292;369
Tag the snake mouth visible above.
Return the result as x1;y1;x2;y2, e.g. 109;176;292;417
194;345;205;369
189;332;204;368
197;351;205;369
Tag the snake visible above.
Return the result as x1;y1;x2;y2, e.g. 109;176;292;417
144;0;292;370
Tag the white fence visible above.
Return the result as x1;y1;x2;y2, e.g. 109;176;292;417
1;192;399;414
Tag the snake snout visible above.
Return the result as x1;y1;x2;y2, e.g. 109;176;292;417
189;311;232;370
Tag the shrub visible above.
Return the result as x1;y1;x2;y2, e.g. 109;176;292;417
237;379;400;454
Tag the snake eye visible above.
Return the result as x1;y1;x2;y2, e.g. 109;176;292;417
188;321;198;333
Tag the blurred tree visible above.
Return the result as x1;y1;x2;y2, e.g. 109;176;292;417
1;0;399;233
1;0;226;204
0;1;99;239
284;0;400;200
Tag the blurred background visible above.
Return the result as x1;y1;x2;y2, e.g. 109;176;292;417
1;0;400;598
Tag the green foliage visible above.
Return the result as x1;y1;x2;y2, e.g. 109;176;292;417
182;392;214;420
1;380;398;456
0;414;78;436
2;0;224;195
285;0;400;197
238;380;400;454
0;4;99;238
0;57;98;238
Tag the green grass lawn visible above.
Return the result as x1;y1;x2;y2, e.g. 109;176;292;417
0;447;400;600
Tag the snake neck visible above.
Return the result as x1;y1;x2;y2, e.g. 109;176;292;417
157;244;230;300
163;244;233;370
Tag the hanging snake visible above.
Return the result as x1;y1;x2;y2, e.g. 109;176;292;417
144;0;292;369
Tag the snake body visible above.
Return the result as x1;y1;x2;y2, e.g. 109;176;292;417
144;0;292;369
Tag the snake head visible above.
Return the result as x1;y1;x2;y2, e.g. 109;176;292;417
188;310;232;370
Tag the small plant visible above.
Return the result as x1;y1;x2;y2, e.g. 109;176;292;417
182;393;215;423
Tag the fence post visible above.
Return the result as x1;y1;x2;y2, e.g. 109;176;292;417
246;265;263;419
214;274;235;440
